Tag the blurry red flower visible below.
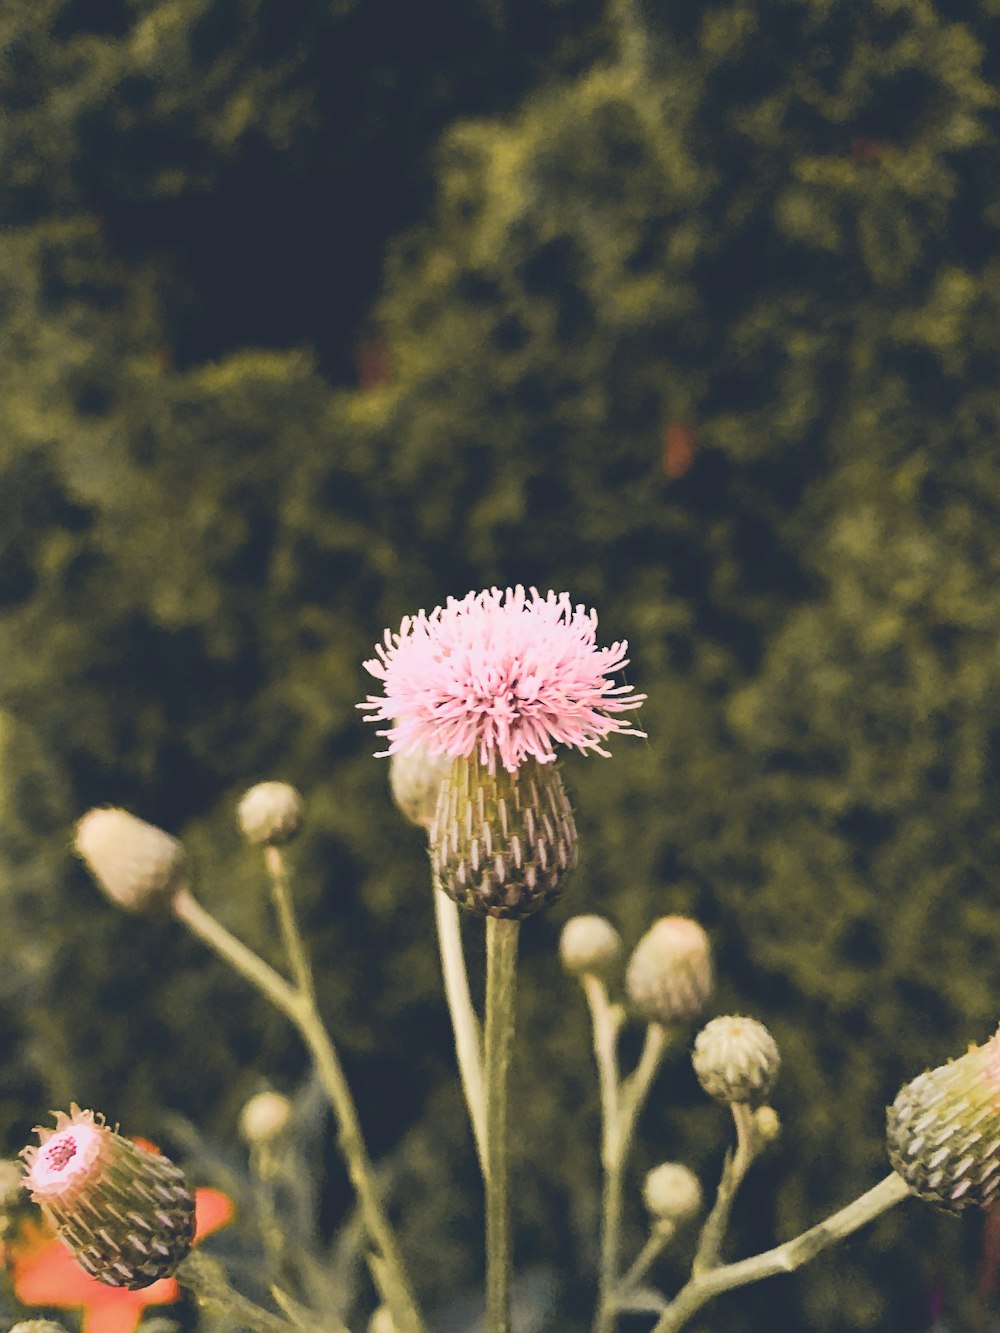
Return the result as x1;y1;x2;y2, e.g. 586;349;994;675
9;1186;234;1333
662;422;696;479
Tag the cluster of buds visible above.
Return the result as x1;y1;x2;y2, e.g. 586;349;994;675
20;1108;195;1290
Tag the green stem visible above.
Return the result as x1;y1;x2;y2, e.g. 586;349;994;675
484;915;520;1333
264;844;315;1001
177;1247;297;1332
172;888;427;1333
618;1226;674;1297
691;1102;755;1276
651;1174;913;1333
582;974;623;1333
434;886;488;1175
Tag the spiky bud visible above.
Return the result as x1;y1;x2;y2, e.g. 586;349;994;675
887;1029;1000;1211
692;1015;780;1105
21;1107;196;1289
74;809;187;912
559;915;622;977
389;743;452;829
642;1162;703;1225
430;754;577;919
237;782;304;846
239;1091;292;1146
625;917;712;1025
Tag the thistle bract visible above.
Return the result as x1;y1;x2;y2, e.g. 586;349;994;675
887;1029;1000;1211
21;1108;196;1289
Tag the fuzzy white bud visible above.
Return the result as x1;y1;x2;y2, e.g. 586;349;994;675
642;1162;703;1224
74;808;187;912
239;1091;293;1146
389;743;452;829
559;915;623;977
237;782;304;846
625;916;712;1025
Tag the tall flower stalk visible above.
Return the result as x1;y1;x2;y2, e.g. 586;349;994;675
363;586;645;1330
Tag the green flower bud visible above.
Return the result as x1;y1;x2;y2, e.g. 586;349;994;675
625;917;712;1024
74;808;187;912
430;754;577;919
559;915;622;977
692;1015;780;1105
887;1029;1000;1211
237;782;304;846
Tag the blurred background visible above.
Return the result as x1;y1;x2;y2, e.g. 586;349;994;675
2;0;1000;1328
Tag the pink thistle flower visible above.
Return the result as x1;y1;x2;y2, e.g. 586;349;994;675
360;586;645;775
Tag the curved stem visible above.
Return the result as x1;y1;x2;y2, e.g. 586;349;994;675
691;1102;755;1276
582;974;623;1333
434;887;487;1175
264;845;314;1001
484;915;520;1332
177;1247;298;1332
618;1226;674;1297
172;888;427;1333
651;1174;913;1333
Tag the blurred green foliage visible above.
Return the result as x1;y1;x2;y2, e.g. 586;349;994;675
3;0;1000;1328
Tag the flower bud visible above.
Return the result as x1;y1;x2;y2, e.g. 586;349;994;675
239;1091;292;1146
625;917;712;1025
431;754;577;919
692;1015;780;1105
753;1105;781;1146
21;1107;196;1289
368;1308;399;1333
642;1162;702;1225
74;808;187;912
389;743;452;829
237;782;304;846
559;915;622;977
887;1028;1000;1211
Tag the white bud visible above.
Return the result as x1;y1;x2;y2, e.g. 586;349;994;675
625;917;712;1024
642;1162;703;1224
74;808;187;912
237;782;304;846
389;743;452;829
239;1091;292;1145
559;915;622;977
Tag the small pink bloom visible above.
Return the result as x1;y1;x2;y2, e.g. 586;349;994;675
360;586;645;773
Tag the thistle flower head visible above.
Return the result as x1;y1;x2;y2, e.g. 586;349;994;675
360;586;645;775
559;914;623;977
887;1028;1000;1211
21;1108;196;1290
239;1091;292;1146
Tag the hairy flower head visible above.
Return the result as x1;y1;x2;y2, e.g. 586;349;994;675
360;586;645;774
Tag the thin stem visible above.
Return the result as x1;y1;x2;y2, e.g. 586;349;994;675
172;888;427;1333
582;974;623;1333
618;1023;670;1149
618;1226;674;1296
691;1102;756;1276
434;887;488;1175
651;1173;913;1333
177;1247;297;1332
264;844;314;1001
484;915;520;1333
